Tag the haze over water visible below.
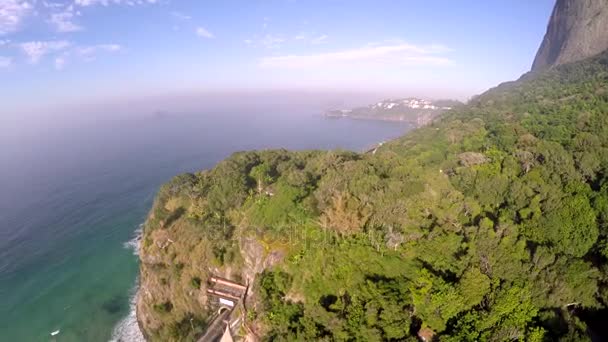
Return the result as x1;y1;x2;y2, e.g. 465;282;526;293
0;104;411;341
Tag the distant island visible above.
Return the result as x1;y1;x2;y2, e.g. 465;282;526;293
325;98;462;127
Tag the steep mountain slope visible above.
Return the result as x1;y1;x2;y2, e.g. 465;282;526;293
137;50;608;341
532;0;608;71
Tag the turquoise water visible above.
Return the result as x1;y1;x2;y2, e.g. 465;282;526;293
0;109;410;341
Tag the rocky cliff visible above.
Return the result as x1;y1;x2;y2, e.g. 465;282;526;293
532;0;608;71
136;160;292;341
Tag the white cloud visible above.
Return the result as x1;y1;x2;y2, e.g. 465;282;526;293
75;0;158;7
0;55;12;68
17;41;120;66
0;0;162;35
0;0;32;35
195;26;214;39
54;56;65;69
49;10;82;32
0;38;10;45
3;0;160;35
171;11;191;20
74;0;96;6
261;34;284;48
243;34;285;48
247;32;328;49
259;43;453;69
42;1;64;9
75;43;121;59
75;0;116;6
250;32;328;47
310;34;328;45
20;40;71;63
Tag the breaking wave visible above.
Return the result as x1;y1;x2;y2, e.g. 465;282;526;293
123;224;143;256
110;225;145;342
109;283;145;342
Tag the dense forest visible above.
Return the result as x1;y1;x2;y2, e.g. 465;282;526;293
139;50;608;341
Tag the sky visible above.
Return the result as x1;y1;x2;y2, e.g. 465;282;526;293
0;0;556;114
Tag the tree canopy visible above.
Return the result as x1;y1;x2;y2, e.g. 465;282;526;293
140;51;608;341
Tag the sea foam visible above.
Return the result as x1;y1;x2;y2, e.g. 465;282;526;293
109;285;145;342
110;226;145;342
123;224;143;256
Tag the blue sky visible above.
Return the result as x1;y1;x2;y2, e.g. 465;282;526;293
1;0;555;113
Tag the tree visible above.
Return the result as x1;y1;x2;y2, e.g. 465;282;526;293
250;162;273;194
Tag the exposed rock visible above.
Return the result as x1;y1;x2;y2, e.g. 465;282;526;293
240;236;267;281
532;0;608;71
458;152;490;167
515;150;536;173
240;234;286;283
418;327;435;342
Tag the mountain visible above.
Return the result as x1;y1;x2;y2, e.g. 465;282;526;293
532;0;608;71
137;52;608;341
325;98;462;127
137;6;608;342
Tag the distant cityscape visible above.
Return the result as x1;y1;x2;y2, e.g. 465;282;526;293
325;98;459;127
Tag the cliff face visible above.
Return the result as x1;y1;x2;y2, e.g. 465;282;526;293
532;0;608;71
136;166;288;341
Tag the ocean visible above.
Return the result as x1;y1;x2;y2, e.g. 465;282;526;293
0;107;411;341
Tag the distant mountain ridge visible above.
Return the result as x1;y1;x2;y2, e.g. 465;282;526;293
325;98;462;127
532;0;608;71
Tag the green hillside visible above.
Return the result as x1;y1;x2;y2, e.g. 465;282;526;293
138;51;608;341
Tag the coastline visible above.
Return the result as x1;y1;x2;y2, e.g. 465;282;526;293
110;283;145;342
324;114;435;128
110;225;146;342
325;114;414;122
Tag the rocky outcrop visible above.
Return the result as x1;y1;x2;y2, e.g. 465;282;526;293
136;194;287;340
458;152;490;167
532;0;608;71
240;235;286;283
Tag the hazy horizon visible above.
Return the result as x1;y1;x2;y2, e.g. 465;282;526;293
6;1;608;341
1;0;554;114
5;88;474;119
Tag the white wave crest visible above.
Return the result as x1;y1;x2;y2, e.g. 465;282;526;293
109;283;145;342
111;225;146;341
123;224;143;256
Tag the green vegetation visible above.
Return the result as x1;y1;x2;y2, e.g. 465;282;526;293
141;51;608;340
153;301;174;314
190;277;202;289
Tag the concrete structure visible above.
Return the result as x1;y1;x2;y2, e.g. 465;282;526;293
198;276;248;342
